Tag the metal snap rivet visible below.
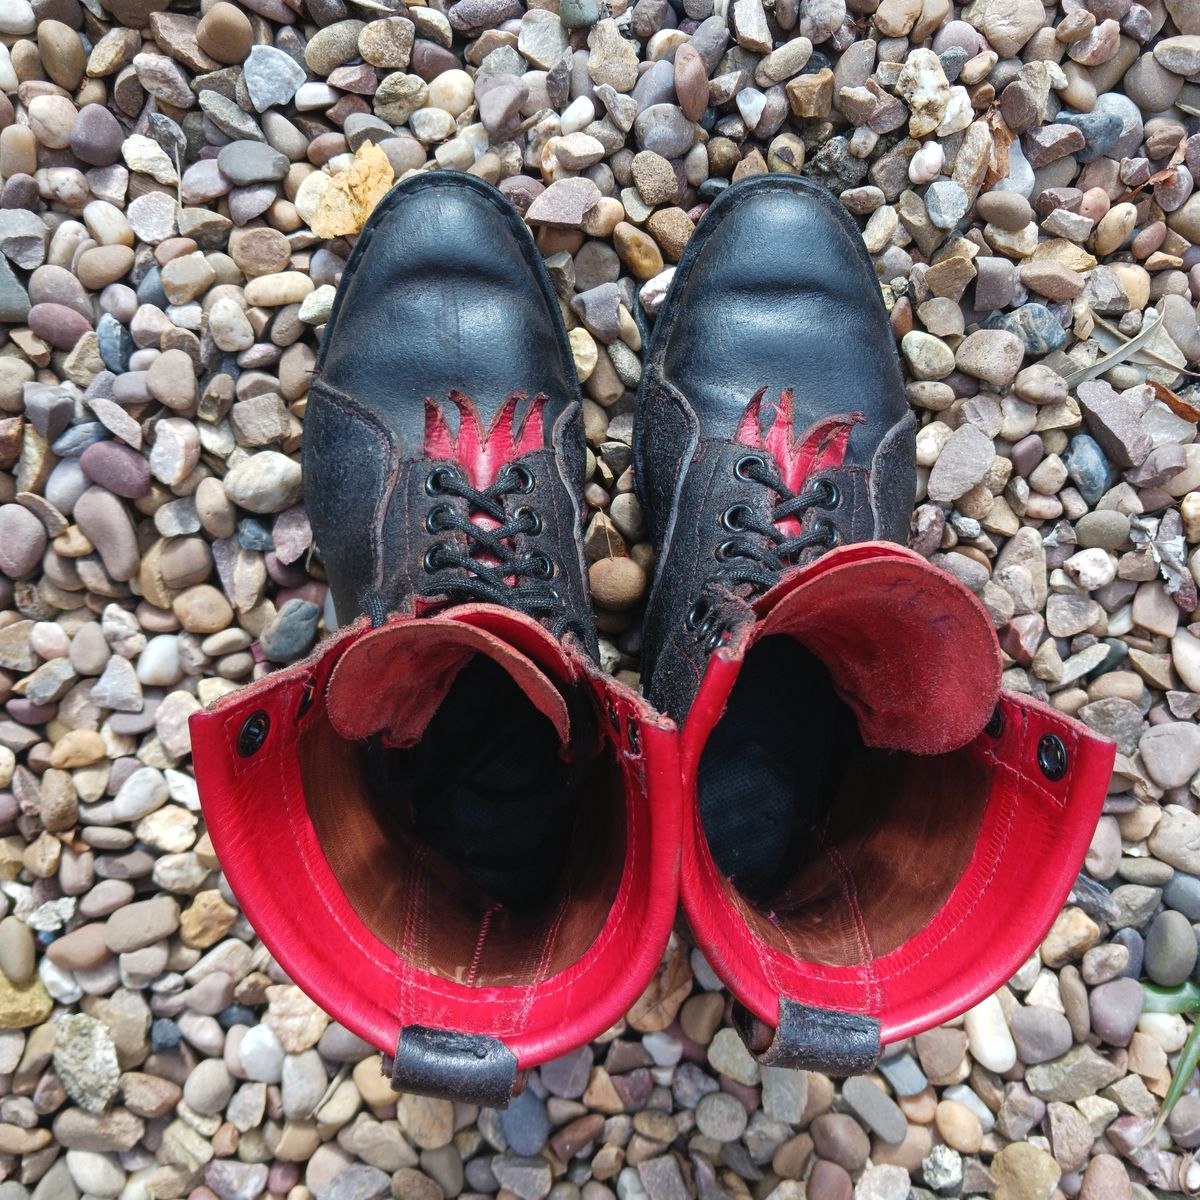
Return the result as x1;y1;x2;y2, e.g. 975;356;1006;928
1037;733;1068;781
237;711;270;757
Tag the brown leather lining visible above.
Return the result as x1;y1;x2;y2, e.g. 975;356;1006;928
728;747;990;967
298;700;626;988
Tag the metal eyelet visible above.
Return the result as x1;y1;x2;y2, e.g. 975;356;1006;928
425;467;455;495
423;542;449;573
816;517;841;547
703;623;727;652
607;699;620;727
506;464;535;493
529;551;555;580
515;506;543;536
1037;733;1068;781
714;539;741;562
734;454;766;482
425;504;453;534
627;718;641;755
722;504;754;532
985;705;1003;739
815;478;841;509
686;598;711;631
297;678;317;719
237;711;270;757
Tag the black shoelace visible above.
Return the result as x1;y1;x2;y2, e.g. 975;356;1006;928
687;453;842;653
416;462;569;625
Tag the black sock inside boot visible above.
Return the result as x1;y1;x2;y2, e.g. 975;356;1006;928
697;637;860;904
367;656;596;910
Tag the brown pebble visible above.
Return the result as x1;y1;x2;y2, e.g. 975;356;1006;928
976;190;1032;232
38;20;87;90
146;348;199;411
807;1158;853;1200
589;556;646;611
76;245;135;290
196;1;253;63
172;584;234;634
612;221;664;281
45;922;111;972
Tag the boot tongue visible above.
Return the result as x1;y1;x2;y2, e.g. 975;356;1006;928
754;544;1002;755
326;618;571;749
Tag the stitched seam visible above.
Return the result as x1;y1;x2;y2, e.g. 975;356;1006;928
466;904;499;989
819;831;877;1011
309;377;399;592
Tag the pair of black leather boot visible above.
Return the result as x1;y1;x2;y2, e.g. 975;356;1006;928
191;172;1113;1105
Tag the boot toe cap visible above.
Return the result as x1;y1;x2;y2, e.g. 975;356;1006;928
320;174;576;419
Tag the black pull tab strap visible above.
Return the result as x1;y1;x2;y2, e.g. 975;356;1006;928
385;1025;520;1108
733;998;881;1077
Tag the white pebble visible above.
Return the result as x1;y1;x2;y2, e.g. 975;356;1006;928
39;955;82;1004
65;1149;125;1199
0;44;17;91
137;634;183;686
908;141;944;184
30;621;70;660
82;200;134;248
963;993;1017;1073
294;82;339;110
410;107;456;143
1138;1011;1189;1053
208;297;255;352
560;96;596;134
239;1023;285;1082
113;767;169;821
0;0;35;36
426;68;473;116
1064;547;1116;591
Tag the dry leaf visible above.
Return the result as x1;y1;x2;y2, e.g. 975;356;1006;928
625;941;693;1033
983;106;1014;193
310;141;395;239
1149;379;1200;422
1116;135;1188;203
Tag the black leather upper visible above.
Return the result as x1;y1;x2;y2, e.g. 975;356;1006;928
635;175;916;721
305;174;595;655
317;175;579;430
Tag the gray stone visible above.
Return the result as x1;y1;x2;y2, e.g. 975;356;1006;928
244;44;306;112
315;1164;391;1200
53;1015;121;1114
1144;909;1198;986
499;1088;550;1157
259;599;320;664
1010;1006;1073;1065
924;180;968;229
1025;1044;1123;1102
491;1154;552;1200
842;1074;907;1145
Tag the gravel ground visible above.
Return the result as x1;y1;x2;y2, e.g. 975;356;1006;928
0;0;1199;1196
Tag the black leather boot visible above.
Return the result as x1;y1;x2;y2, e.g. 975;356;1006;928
191;174;680;1106
636;174;1112;1076
636;174;919;724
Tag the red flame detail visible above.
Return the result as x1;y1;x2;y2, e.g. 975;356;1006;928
734;389;865;536
423;391;546;488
